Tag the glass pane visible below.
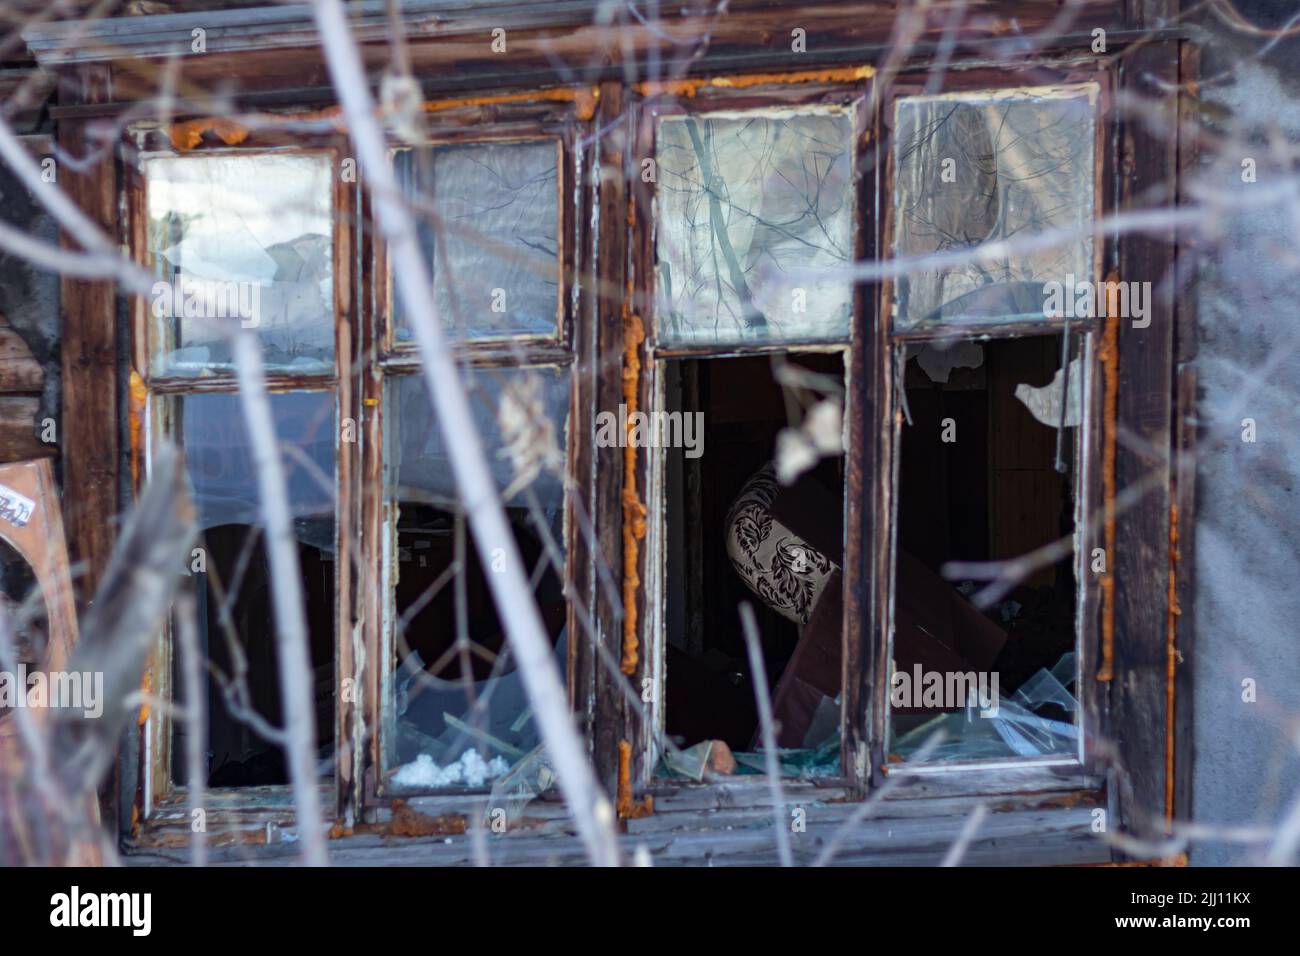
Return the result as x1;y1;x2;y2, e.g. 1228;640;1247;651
655;111;854;346
169;390;337;786
145;153;335;376
383;367;569;792
393;140;560;343
892;87;1097;328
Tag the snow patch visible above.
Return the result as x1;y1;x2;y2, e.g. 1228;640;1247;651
391;751;511;789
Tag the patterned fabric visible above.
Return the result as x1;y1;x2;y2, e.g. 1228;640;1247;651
725;465;837;625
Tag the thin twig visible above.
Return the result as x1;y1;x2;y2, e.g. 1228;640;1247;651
310;0;620;867
739;601;793;868
231;331;328;866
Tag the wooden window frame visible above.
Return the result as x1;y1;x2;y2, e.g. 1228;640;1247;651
359;98;592;818
627;77;873;789
868;66;1112;799
115;92;597;838
67;23;1190;850
122;128;354;839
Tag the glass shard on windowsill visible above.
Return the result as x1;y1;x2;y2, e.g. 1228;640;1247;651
891;652;1079;762
489;745;557;824
731;733;843;780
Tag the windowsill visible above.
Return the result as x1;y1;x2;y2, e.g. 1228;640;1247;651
122;785;1110;866
130;783;334;852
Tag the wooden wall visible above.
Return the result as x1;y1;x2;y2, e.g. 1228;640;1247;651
0;314;52;463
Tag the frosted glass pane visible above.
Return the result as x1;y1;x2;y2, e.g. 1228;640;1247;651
393;140;560;342
145;153;334;376
893;88;1097;328
655;111;854;345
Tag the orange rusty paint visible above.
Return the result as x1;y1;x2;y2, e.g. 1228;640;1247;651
1165;501;1181;827
172;106;344;152
422;85;599;121
137;654;152;726
169;87;597;153
620;312;647;676
635;64;875;98
1078;853;1188;867
388;799;468;837
1096;274;1120;682
170;116;252;152
128;374;153;741
616;740;653;819
128;369;147;491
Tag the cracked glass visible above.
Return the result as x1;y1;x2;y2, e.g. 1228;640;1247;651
655;111;854;346
892;86;1097;328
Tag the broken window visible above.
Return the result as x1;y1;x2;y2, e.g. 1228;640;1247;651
391;139;561;343
118;71;1119;837
144;152;335;375
659;354;846;780
136;148;342;795
892;87;1097;328
655;111;854;345
168;390;337;786
888;334;1085;763
643;98;858;785
382;366;570;792
883;85;1100;764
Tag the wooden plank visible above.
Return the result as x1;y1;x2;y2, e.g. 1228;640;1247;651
125;802;1109;867
0;397;54;462
0;324;45;393
30;1;1129;71
0;459;98;865
58;69;119;609
334;136;358;827
358;181;385;819
1170;38;1199;827
589;80;628;792
1107;38;1179;840
844;79;877;792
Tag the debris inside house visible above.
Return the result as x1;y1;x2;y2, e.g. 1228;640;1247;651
893;653;1079;761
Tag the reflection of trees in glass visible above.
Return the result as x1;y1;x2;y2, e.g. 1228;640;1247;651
656;112;853;345
145;153;335;374
894;89;1096;326
395;140;559;341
